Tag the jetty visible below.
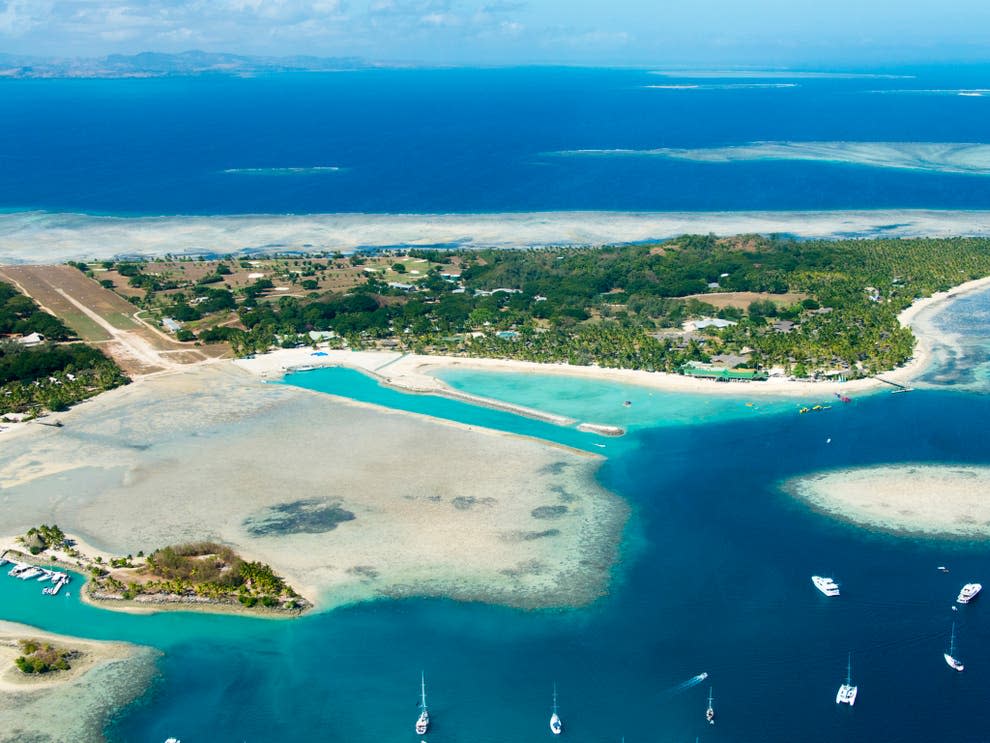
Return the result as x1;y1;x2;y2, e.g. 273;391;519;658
874;376;912;393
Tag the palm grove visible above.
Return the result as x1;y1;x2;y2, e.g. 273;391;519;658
186;236;990;378
0;281;128;416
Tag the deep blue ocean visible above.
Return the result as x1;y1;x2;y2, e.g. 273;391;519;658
1;66;990;215
2;67;990;741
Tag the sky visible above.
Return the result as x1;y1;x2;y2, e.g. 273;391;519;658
1;0;989;66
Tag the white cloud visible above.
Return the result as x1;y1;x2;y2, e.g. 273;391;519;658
0;0;55;35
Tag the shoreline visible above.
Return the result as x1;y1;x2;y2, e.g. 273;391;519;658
235;272;990;408
1;534;312;620
0;619;158;743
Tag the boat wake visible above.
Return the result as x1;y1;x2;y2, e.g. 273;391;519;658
661;672;709;697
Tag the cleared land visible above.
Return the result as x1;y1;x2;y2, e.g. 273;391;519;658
682;290;809;310
0;265;228;376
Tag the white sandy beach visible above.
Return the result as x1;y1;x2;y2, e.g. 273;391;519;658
0;621;157;743
787;464;990;538
234;271;990;404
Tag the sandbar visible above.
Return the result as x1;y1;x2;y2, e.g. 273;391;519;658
0;620;157;743
786;463;990;538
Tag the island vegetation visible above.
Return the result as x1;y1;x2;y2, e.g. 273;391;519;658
14;640;74;675
0;280;128;417
8;526;310;616
69;235;990;378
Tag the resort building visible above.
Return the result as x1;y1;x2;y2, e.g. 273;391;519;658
16;332;45;346
683;317;738;332
679;361;768;382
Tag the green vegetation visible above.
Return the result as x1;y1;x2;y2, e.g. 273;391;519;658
0;281;128;416
90;541;305;612
23;524;67;555
15;640;73;674
206;235;990;377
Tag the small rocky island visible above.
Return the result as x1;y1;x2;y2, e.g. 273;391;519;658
6;525;311;616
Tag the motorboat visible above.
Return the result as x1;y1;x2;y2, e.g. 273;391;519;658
957;583;982;604
812;575;840;597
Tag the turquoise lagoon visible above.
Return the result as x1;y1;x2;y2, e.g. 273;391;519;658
5;298;990;740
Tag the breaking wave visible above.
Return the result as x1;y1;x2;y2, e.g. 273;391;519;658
643;83;798;90
649;70;913;80
555;142;990;176
222;166;344;175
5;209;990;264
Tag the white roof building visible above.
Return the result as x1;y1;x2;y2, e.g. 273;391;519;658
683;317;737;332
17;332;45;346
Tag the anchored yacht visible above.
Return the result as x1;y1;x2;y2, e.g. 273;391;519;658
705;688;715;724
812;576;840;597
836;653;858;706
957;583;982;604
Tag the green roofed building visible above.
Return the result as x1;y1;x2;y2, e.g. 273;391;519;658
679;362;768;382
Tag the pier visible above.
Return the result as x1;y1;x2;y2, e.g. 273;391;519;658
874;376;913;393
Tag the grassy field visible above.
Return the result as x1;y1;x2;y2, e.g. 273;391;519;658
0;265;229;375
681;290;809;310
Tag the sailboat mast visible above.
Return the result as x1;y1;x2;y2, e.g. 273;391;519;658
420;671;427;710
553;682;558;714
950;621;957;655
846;652;852;685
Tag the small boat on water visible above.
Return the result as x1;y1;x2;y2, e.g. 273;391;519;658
834;393;852;403
550;682;563;735
957;583;982;604
7;563;29;577
415;672;430;735
944;621;965;672
17;567;42;580
706;687;715;724
835;653;858;706
812;575;840;597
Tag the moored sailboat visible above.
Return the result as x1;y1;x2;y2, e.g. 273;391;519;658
415;672;430;734
944;622;964;672
550;682;562;735
706;687;715;724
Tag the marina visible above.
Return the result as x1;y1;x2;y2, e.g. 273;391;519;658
3;555;71;597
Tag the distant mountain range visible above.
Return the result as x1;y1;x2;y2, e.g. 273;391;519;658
0;51;379;79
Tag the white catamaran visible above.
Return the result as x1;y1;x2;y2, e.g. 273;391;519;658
415;672;430;735
944;622;964;672
550;682;562;735
706;687;715;724
835;652;858;706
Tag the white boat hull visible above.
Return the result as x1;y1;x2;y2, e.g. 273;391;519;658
957;583;982;604
812;576;840;597
550;712;562;735
944;653;964;672
836;683;858;705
